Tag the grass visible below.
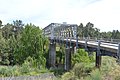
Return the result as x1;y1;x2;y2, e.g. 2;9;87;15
0;50;120;80
60;56;120;80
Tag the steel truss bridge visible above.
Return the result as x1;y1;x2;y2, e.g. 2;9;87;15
43;23;120;71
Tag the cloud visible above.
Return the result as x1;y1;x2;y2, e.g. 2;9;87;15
0;0;120;31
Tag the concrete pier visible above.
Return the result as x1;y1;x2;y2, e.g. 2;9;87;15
64;47;71;71
49;42;56;68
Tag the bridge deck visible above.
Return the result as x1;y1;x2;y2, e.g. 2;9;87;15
62;39;118;53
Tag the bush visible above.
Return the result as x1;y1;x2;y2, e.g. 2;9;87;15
60;49;95;79
84;69;101;80
102;57;120;80
0;56;49;77
90;69;102;80
50;68;65;76
0;66;20;77
61;72;77;80
61;62;95;80
72;49;95;66
72;63;94;79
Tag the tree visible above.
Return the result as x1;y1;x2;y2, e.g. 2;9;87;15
14;23;48;68
0;33;10;65
13;20;24;38
77;23;84;37
13;20;24;28
2;23;13;39
111;30;120;39
83;22;94;37
94;28;100;38
0;20;2;28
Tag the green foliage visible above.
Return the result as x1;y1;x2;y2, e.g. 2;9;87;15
72;49;95;66
73;63;94;79
77;22;120;39
0;20;2;27
61;49;95;80
0;20;49;77
77;22;100;38
0;20;24;65
0;66;20;77
101;56;120;80
13;24;47;69
0;57;49;77
50;68;65;77
20;56;49;75
84;69;102;80
0;36;10;65
61;72;77;80
61;62;95;80
90;69;102;80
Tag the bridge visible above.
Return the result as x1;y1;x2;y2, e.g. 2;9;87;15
43;22;120;71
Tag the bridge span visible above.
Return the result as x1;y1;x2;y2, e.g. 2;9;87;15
43;23;120;71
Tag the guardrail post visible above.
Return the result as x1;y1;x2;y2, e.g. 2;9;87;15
111;38;113;42
117;43;120;62
76;35;78;49
85;38;88;51
70;37;71;47
96;40;102;68
66;37;68;48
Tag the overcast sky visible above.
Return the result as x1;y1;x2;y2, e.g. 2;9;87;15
0;0;120;31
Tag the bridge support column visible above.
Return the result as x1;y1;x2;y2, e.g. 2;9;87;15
65;47;71;71
49;42;56;68
95;40;101;68
95;54;101;68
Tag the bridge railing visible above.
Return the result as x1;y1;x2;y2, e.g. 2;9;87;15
54;36;120;44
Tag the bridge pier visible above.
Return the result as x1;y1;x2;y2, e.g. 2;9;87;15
49;42;56;68
95;40;102;68
71;46;75;54
64;47;71;71
96;54;102;68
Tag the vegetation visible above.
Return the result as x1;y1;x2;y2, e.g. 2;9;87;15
61;49;120;80
0;20;49;77
0;57;49;77
1;19;120;80
77;22;120;39
72;49;95;65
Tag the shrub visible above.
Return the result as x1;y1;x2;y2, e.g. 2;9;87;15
0;56;49;77
72;63;94;79
72;49;95;66
50;68;65;76
61;72;77;80
0;66;20;77
90;69;102;80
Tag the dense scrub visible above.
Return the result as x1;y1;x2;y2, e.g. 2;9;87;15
61;49;120;80
1;20;120;79
0;20;49;77
0;57;49;77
